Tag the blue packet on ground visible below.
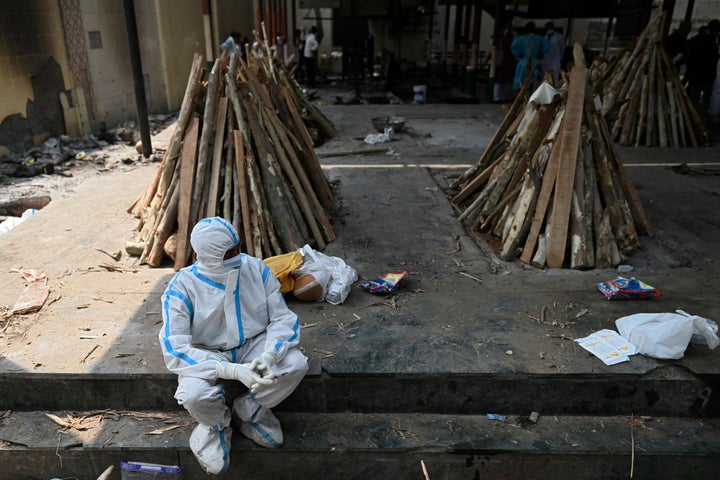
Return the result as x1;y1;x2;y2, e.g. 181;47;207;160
359;270;408;294
596;276;661;300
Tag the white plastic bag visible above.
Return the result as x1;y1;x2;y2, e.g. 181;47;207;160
615;310;719;359
295;245;358;305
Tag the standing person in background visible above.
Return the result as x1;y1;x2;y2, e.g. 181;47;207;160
511;22;550;92
686;24;719;113
294;28;306;82
219;31;242;58
304;26;319;88
493;24;516;102
541;21;565;85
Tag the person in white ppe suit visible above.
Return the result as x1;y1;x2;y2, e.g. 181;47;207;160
159;217;308;475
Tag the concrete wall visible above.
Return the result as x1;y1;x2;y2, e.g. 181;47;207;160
0;0;76;153
154;0;205;112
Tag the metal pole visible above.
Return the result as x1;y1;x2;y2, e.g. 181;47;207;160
121;0;151;158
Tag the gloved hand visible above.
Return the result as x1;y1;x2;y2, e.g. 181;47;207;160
216;361;274;390
250;351;277;381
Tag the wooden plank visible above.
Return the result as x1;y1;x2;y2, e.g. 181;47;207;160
174;117;200;271
206;97;229;217
518;115;565;265
546;64;587;269
234;130;254;257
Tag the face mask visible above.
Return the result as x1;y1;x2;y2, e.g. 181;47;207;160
223;254;243;270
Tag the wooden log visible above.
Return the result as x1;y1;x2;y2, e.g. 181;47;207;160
206;97;229;217
580;125;596;267
518;110;565;265
646;45;657;146
145;175;180;267
0;195;51;216
246;150;265;257
452;65;538;190
174;117;200;270
596;113;653;237
660;48;699;147
665;80;680;147
634;75;649;147
188;58;222;235
263;104;335;242
500;170;540;261
261;107;327;249
233;130;254;257
242;95;307;252
281;84;334;211
546;61;587;269
656;53;668;148
569;139;588;269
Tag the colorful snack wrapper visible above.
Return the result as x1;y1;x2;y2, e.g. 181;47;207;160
596;276;661;300
359;270;408;294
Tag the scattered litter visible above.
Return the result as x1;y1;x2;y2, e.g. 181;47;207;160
458;271;482;283
0;208;37;236
359;270;408;294
595;277;660;300
505;350;513;355
615;310;719;359
115;353;134;358
529;412;540;424
617;264;634;273
96;248;122;261
11;284;49;315
486;413;506;422
120;461;185;479
313;348;336;358
75;151;87;160
20;269;47;283
80;344;101;364
295;245;358;305
364;131;392;144
575;329;637;365
144;424;183;435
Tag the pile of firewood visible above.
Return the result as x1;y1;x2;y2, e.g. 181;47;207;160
599;13;709;147
451;46;652;270
127;40;337;270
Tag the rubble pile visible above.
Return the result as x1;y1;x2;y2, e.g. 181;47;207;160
451;45;653;270
127;46;337;270
598;13;710;147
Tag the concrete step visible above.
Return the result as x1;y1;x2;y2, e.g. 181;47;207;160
1;364;717;417
1;410;718;480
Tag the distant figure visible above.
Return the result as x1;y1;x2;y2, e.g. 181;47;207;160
665;21;691;69
304;26;319;88
685;24;719;112
493;24;516;102
294;28;306;82
219;31;242;58
511;22;550;91
541;21;565;85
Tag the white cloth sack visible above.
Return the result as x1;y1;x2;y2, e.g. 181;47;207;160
615;310;719;359
295;245;357;305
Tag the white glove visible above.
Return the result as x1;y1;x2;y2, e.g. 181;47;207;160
216;361;274;390
250;351;277;381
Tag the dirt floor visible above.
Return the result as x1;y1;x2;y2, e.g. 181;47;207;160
1;89;719;377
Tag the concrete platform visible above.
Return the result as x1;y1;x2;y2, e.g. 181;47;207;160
1;103;719;478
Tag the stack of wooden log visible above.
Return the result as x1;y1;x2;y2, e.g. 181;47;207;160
127;45;337;270
599;13;710;147
451;46;653;270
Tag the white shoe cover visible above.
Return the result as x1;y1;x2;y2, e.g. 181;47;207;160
189;424;232;475
233;395;283;448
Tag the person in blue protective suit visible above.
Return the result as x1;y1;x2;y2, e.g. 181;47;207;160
511;21;551;91
159;217;308;475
